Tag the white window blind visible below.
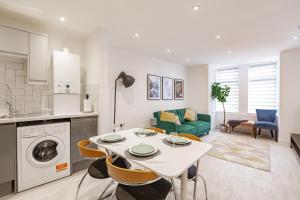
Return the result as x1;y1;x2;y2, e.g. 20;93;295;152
216;68;239;112
248;63;278;113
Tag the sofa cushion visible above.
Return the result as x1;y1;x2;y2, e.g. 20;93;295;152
177;124;197;133
174;115;181;125
185;120;210;132
184;109;196;121
174;109;186;124
160;111;176;123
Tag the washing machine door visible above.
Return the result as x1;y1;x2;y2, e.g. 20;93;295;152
26;136;65;168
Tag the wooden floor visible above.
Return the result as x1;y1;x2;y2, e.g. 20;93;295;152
1;131;300;200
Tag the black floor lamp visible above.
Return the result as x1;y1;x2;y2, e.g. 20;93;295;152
113;71;135;129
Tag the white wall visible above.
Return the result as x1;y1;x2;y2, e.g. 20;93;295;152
83;28;110;134
186;64;209;114
106;47;187;131
279;47;300;142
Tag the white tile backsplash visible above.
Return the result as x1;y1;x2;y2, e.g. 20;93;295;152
16;76;25;89
0;58;98;115
0;59;52;115
5;68;15;81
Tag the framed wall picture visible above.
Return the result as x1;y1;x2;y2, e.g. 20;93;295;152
147;74;161;100
174;79;184;100
162;77;173;100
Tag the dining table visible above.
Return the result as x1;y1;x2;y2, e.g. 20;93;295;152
89;128;213;200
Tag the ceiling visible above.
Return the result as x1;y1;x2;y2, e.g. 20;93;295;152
0;0;299;66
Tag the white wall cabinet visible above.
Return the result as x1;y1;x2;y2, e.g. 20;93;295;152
0;25;48;84
0;25;28;56
28;33;48;84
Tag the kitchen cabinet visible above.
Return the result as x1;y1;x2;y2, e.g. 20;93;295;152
70;116;98;173
28;33;48;84
0;25;48;84
0;25;28;56
0;123;16;197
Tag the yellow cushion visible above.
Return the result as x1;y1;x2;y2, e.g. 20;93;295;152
174;115;181;125
184;109;196;121
160;111;181;125
160;111;176;123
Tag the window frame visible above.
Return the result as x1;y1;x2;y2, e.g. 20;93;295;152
215;67;240;113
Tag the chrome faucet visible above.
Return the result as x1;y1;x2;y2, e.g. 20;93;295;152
0;82;13;117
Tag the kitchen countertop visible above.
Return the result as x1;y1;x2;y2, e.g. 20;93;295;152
0;112;98;124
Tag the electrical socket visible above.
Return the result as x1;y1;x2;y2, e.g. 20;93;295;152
119;123;125;128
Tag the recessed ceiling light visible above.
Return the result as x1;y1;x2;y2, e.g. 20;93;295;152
166;49;171;53
227;50;232;54
216;35;222;39
193;5;200;11
134;33;139;38
293;36;298;40
60;16;65;22
186;58;190;62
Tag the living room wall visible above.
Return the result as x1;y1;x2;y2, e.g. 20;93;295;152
279;47;300;142
106;47;187;131
186;64;209;114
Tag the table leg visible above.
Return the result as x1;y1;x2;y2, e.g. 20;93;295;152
253;126;257;138
180;170;188;200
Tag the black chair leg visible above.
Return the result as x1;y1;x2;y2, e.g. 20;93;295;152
275;129;278;142
258;128;261;135
270;130;274;137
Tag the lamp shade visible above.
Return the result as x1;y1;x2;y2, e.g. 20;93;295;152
119;72;135;88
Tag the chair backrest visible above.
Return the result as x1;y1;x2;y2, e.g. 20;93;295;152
147;127;166;134
106;156;159;185
256;109;277;122
178;133;202;142
77;140;106;159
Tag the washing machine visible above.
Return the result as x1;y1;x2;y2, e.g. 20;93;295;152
17;121;71;192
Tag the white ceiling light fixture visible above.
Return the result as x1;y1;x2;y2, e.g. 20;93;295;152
186;58;190;62
216;35;222;39
166;49;171;53
227;50;232;54
293;36;298;40
134;33;139;38
59;16;65;22
193;5;200;11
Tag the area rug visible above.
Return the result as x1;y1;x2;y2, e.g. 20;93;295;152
208;135;271;172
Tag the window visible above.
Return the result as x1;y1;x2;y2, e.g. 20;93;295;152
248;63;278;113
216;68;239;112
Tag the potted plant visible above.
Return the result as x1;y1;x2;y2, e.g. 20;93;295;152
211;82;231;132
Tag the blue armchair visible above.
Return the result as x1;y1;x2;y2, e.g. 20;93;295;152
254;109;278;142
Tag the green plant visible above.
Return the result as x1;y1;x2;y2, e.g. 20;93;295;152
211;82;231;125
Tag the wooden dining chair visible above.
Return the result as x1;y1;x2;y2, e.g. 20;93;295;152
147;127;166;134
106;156;172;200
76;140;128;200
173;133;207;200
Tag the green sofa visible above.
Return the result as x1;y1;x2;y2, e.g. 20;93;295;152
153;108;211;136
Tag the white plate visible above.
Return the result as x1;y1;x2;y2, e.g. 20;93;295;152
129;145;158;157
100;134;124;142
166;136;190;145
